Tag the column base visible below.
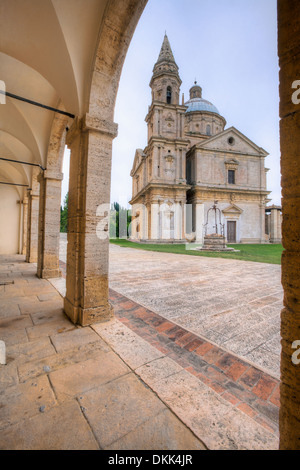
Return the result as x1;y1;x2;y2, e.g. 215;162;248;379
26;255;38;264
38;268;62;279
64;297;114;326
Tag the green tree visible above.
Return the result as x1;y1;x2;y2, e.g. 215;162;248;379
60;197;131;237
60;193;68;233
110;202;131;238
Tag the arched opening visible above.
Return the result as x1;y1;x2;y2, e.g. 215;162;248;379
108;0;288;450
0;0;299;452
166;86;172;104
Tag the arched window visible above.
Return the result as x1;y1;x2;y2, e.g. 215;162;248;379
206;124;211;135
166;86;172;104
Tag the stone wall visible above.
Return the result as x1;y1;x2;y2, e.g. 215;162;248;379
278;0;300;450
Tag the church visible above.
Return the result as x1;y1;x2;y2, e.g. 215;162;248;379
129;34;274;244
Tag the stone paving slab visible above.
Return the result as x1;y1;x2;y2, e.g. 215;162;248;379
0;400;99;450
0;252;280;450
60;238;283;377
0;255;206;450
106;244;283;378
94;313;278;450
107;289;280;437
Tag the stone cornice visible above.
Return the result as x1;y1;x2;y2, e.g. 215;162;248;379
145;102;188;121
146;136;189;148
43;169;64;181
66;115;118;146
130;181;191;205
188;185;271;197
82;114;118;138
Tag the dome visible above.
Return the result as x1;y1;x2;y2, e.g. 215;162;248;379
185;97;220;115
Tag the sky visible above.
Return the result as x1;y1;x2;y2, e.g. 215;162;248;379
62;0;280;208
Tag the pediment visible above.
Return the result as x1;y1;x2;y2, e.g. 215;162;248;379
130;148;146;176
222;204;243;215
195;127;268;157
225;158;239;168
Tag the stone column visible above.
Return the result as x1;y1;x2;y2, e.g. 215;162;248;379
130;205;137;239
153;109;159;135
195;202;205;243
37;169;63;279
26;168;40;263
174;201;182;240
260;201;266;243
153;145;159;179
269;207;282;243
270;208;278;243
147;202;151;239
180;113;185;138
175;149;180;182
22;196;28;255
151;202;159;240
142;202;148;240
63;114;118;326
278;0;300;450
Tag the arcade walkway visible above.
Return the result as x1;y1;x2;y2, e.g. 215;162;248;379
0;249;280;450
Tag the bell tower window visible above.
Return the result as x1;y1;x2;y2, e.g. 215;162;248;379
166;86;172;104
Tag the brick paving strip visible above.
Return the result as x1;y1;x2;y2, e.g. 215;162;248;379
109;287;280;436
59;259;279;436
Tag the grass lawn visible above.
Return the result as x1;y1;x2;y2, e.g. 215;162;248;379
110;238;283;265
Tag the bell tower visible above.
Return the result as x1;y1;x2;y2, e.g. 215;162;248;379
150;34;181;105
145;34;188;151
130;34;190;243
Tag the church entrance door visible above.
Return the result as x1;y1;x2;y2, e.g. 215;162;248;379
227;221;236;243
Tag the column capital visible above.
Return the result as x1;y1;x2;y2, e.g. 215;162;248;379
43;169;64;181
83;113;118;138
65;117;82;146
27;189;39;198
66;115;118;147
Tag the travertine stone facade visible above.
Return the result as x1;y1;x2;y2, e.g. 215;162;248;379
130;35;272;244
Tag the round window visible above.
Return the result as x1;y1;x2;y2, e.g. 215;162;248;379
228;137;235;145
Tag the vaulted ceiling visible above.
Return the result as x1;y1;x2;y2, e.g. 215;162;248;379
0;0;110;193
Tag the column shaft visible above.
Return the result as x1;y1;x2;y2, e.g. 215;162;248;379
64;115;117;326
26;193;39;263
22;197;28;255
37;170;63;279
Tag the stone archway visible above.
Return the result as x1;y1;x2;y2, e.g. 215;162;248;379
59;0;300;448
1;0;298;450
63;0;147;326
37;107;70;279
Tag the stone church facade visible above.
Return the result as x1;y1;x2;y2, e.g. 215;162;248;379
130;34;274;244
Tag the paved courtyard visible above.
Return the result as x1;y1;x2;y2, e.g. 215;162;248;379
0;237;283;449
59;235;282;378
1;251;280;449
108;244;283;379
